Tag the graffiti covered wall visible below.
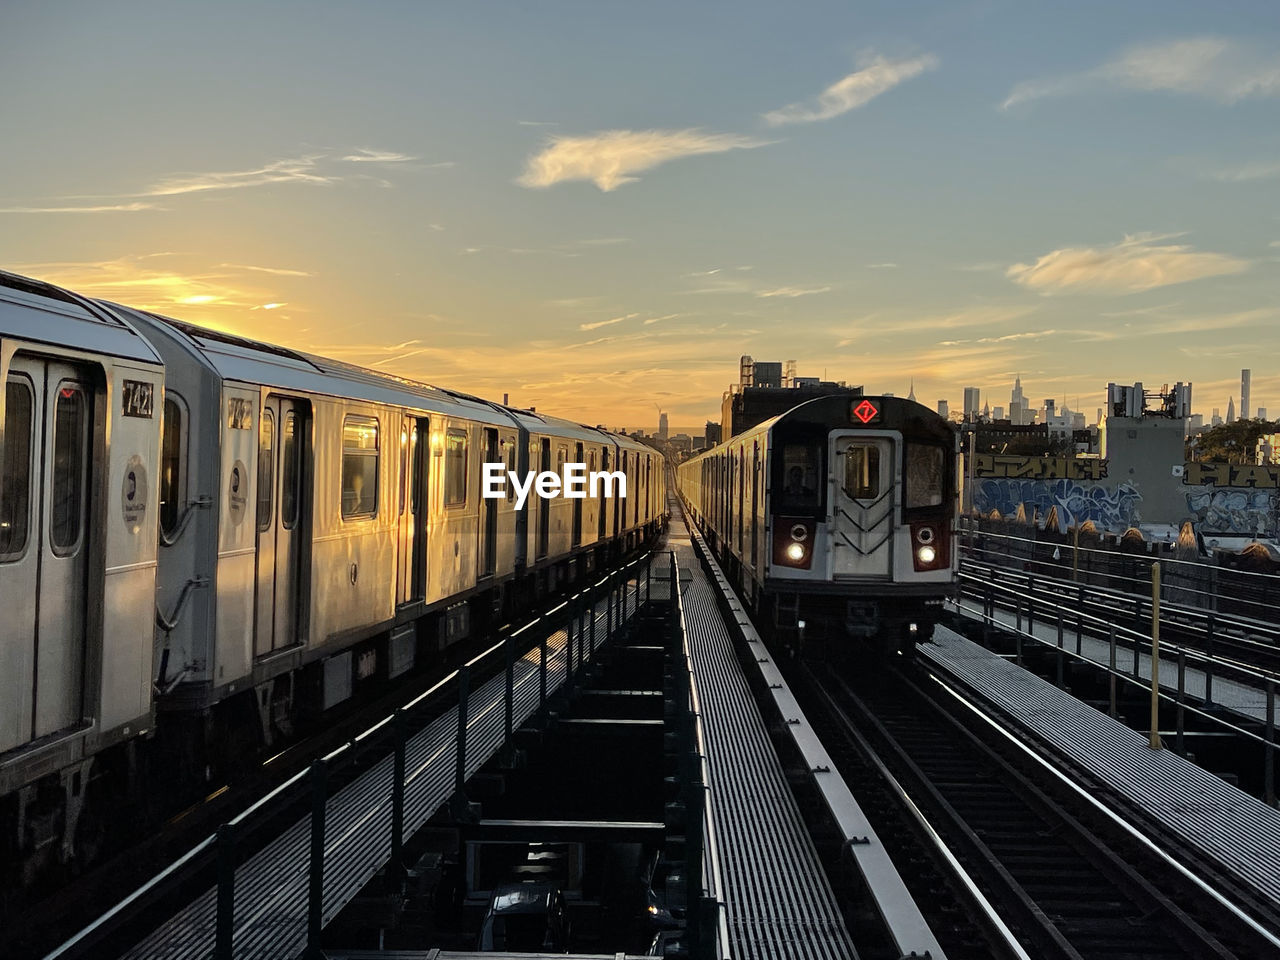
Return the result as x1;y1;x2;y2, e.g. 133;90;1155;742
1182;463;1280;535
967;455;1280;537
974;477;1143;530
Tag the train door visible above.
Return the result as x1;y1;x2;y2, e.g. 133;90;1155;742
0;358;93;750
598;448;608;541
751;442;759;568
537;438;551;558
614;451;623;538
398;416;428;604
571;441;583;547
480;428;499;577
255;396;307;656
830;435;893;579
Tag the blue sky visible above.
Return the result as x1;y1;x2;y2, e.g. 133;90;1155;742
3;1;1278;428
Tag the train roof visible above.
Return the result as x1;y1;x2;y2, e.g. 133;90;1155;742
684;394;955;465
103;301;650;450
0;271;163;366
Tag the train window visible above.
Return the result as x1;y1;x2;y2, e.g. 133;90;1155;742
160;396;184;539
779;444;819;510
1;378;33;559
51;382;89;555
843;444;880;501
282;412;299;528
399;425;408;517
444;429;467;506
257;409;274;531
504;438;516;503
341;416;379;520
905;445;945;509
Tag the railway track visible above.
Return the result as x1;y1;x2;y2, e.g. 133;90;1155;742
796;657;1276;960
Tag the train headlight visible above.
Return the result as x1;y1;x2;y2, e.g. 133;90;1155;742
786;542;806;562
916;544;937;565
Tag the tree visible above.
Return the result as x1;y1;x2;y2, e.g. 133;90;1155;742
1188;418;1280;463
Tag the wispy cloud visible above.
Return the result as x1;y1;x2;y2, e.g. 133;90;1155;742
755;285;832;299
518;120;558;126
1210;161;1280;182
1002;37;1280;110
144;155;336;196
0;201;158;213
939;330;1057;347
1006;232;1249;294
341;148;418;163
580;313;638;331
518;129;768;191
866;262;898;269
219;262;312;277
643;313;681;325
763;53;938;125
546;296;603;309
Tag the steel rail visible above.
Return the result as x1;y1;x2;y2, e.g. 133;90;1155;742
923;664;1280;953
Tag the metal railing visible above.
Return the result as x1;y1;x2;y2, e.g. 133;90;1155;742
961;519;1280;628
47;552;659;960
954;566;1278;806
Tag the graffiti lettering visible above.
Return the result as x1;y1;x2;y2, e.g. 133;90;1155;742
1182;462;1280;489
974;455;1108;481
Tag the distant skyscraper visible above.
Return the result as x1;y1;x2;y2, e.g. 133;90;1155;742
1226;397;1236;424
1241;369;1251;420
936;399;949;419
1010;375;1026;424
1211;407;1222;427
993;405;1004;421
659;412;669;438
907;379;917;403
1258;407;1268;420
963;386;980;421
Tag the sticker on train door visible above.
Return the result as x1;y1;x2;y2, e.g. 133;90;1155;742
122;455;149;533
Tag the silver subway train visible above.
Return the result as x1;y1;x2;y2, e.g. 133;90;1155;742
0;270;665;887
677;394;958;653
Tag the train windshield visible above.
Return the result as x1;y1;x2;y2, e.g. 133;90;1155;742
779;443;820;510
905;444;945;508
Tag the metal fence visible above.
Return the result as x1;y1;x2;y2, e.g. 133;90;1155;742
48;552;662;960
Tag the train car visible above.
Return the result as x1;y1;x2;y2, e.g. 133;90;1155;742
1;270;667;891
1;272;164;878
678;394;958;653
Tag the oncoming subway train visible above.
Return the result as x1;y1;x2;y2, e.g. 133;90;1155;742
0;269;665;889
677;394;959;654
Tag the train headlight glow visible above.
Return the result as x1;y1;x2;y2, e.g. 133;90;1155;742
916;544;937;565
786;542;806;562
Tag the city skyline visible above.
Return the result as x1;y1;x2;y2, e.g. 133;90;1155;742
3;3;1278;426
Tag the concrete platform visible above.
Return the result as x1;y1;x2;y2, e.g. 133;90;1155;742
921;626;1280;913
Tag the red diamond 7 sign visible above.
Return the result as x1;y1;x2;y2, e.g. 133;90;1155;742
852;399;880;424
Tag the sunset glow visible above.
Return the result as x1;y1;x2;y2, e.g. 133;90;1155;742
3;2;1277;427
